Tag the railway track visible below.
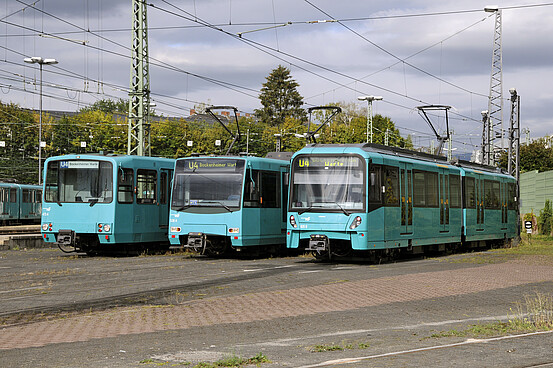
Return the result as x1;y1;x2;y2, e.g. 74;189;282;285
0;224;40;235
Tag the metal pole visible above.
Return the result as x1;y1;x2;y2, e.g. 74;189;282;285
481;111;488;165
38;63;43;185
367;100;372;143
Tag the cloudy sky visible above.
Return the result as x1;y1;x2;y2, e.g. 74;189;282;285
1;0;552;156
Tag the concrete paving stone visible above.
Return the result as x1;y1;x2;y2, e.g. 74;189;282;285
1;260;553;350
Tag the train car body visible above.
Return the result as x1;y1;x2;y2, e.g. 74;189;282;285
286;143;517;258
168;153;291;255
41;153;175;254
0;183;42;224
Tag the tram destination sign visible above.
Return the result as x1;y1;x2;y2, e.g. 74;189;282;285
295;156;360;169
182;159;244;172
59;161;99;169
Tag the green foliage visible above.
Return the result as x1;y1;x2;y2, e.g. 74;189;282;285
79;98;128;114
499;137;553;172
255;65;306;127
0;96;414;184
538;200;553;235
0;102;43;183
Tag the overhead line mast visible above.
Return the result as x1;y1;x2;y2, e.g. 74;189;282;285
485;6;503;165
127;0;151;156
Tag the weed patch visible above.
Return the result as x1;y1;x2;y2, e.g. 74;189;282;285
429;292;553;339
309;340;370;353
141;353;270;368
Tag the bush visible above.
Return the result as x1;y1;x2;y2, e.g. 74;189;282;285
538;200;553;235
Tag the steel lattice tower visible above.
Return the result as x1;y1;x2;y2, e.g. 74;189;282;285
127;0;151;156
486;8;503;165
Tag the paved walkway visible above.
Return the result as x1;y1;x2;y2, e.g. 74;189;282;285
2;260;552;350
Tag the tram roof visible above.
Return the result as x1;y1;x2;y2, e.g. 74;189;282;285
298;143;509;176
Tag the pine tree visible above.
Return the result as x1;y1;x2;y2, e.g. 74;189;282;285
255;65;306;127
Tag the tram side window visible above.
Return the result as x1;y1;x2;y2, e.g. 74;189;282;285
484;180;500;209
413;171;438;208
368;165;382;210
22;189;32;203
44;162;58;202
118;168;134;203
10;188;16;203
465;177;476;208
449;175;461;208
260;171;279;208
244;169;260;208
244;170;279;208
136;169;157;204
426;172;439;207
508;182;517;210
383;166;399;207
35;190;42;203
160;172;168;205
413;171;425;207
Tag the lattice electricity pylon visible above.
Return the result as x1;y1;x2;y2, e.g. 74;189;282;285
486;8;504;165
127;0;151;156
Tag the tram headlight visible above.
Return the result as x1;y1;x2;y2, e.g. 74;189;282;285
289;215;298;228
41;223;49;231
103;224;111;232
349;216;362;230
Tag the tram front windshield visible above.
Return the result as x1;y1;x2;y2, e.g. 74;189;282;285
44;160;113;203
171;159;245;211
290;155;365;213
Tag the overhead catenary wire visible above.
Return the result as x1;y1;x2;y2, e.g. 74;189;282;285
4;1;546;152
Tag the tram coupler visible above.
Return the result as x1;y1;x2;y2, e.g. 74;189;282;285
187;232;207;253
56;229;75;246
308;234;329;252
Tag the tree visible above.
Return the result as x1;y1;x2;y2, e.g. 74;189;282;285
79;98;128;114
498;138;553;173
255;65;306;127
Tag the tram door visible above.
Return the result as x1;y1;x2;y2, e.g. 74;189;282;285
475;176;485;231
439;169;449;233
400;163;413;234
501;181;508;230
159;169;173;229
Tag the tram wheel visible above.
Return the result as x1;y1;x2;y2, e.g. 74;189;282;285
204;238;228;257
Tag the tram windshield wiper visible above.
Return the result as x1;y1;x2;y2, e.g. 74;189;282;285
201;201;234;213
298;202;350;216
333;202;350;216
89;198;99;207
173;205;191;212
298;206;314;215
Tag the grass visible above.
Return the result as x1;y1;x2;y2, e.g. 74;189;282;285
498;234;553;257
140;353;270;368
309;340;370;353
429;291;553;339
440;234;553;265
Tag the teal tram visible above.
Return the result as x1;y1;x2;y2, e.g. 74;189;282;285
41;153;175;255
168;153;292;256
0;182;42;224
287;143;518;259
